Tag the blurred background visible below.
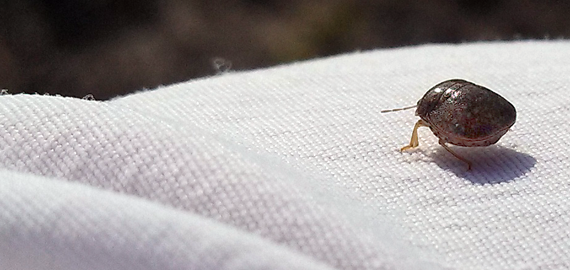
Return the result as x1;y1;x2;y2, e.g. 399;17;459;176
1;0;569;99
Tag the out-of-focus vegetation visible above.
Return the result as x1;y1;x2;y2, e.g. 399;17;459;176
1;0;569;99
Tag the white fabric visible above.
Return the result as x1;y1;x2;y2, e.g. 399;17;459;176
1;41;569;270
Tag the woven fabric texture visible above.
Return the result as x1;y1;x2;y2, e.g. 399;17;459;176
1;41;569;270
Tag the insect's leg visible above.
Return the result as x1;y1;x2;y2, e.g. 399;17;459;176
438;140;472;170
400;119;429;152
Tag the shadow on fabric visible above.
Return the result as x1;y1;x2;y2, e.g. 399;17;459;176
430;145;536;184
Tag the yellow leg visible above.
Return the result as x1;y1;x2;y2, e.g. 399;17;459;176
401;119;429;152
439;140;472;170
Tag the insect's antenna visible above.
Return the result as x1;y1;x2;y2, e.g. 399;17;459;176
380;105;417;113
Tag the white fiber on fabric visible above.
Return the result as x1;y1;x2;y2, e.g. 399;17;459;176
1;41;569;270
0;170;335;270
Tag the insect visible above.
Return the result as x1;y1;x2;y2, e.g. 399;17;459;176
382;79;516;170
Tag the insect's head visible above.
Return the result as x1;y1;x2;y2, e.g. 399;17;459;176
416;79;465;118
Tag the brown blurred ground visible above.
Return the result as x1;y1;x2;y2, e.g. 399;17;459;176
1;0;569;99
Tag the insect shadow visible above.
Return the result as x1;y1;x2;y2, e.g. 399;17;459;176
429;145;536;184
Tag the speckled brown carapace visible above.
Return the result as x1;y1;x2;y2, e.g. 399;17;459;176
401;79;516;169
417;79;516;147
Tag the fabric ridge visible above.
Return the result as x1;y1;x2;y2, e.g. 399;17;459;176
1;40;569;270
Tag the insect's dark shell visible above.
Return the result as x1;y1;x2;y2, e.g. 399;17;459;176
416;79;516;147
